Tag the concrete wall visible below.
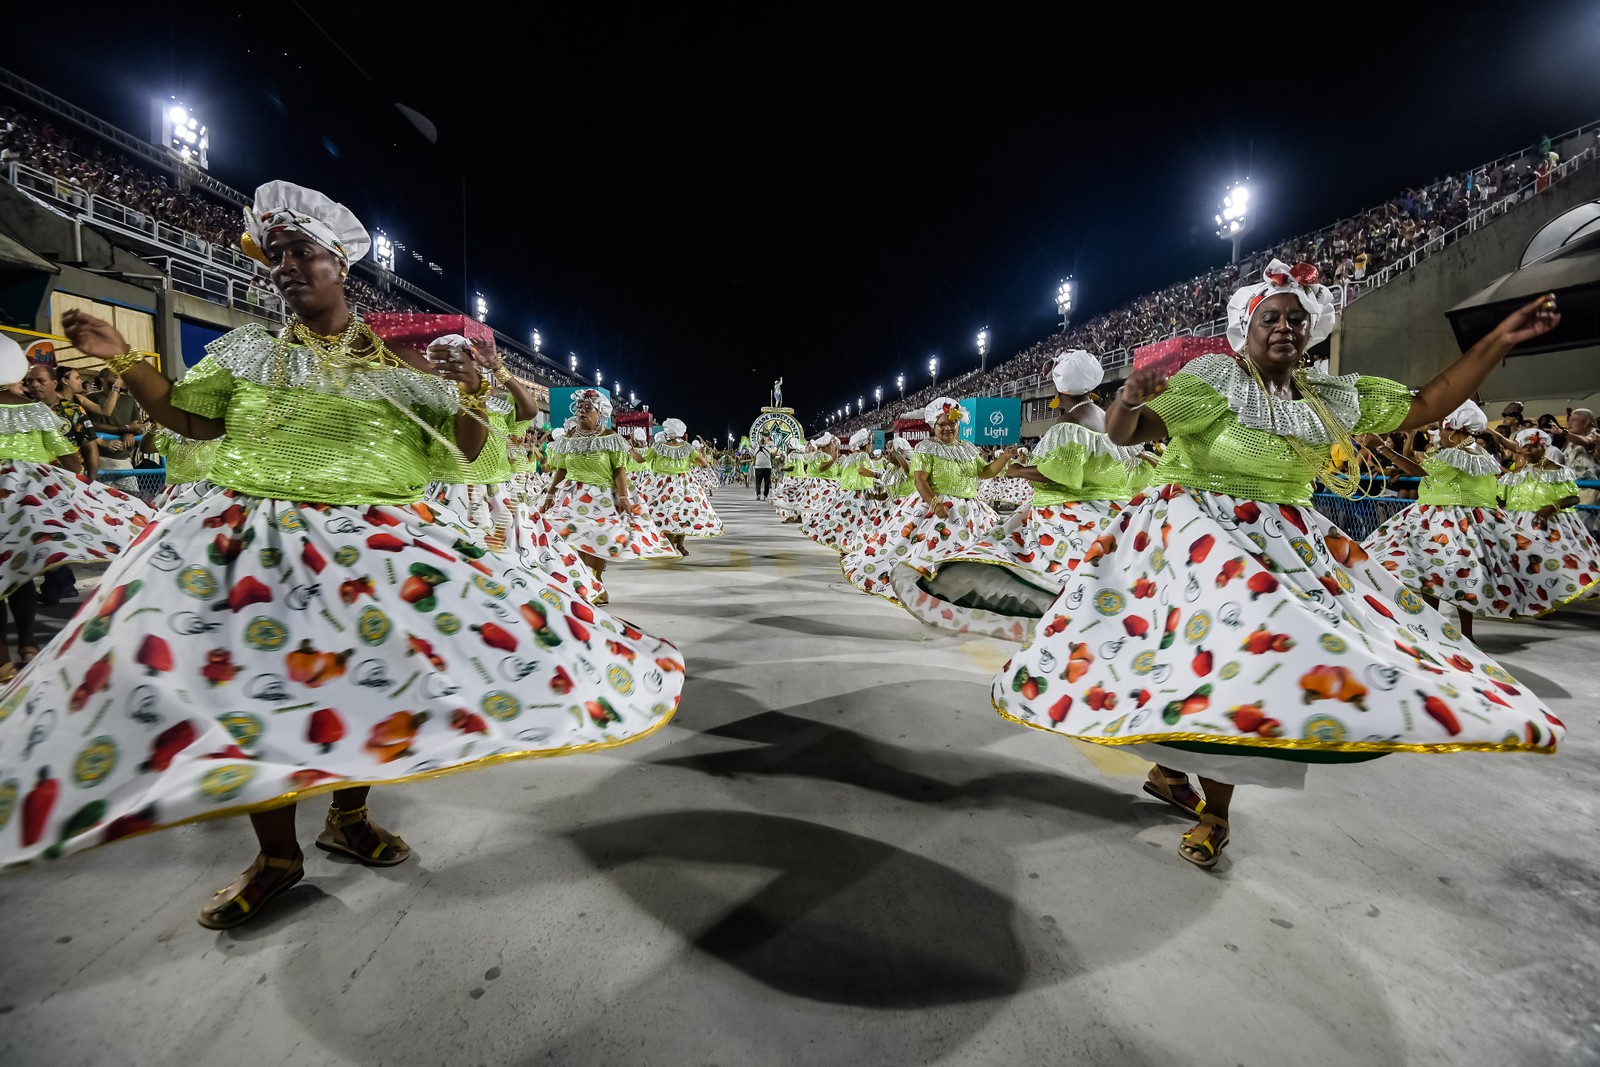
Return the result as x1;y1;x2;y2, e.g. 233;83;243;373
1338;163;1600;420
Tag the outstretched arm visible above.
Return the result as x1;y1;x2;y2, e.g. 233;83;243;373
62;310;225;440
1397;294;1560;432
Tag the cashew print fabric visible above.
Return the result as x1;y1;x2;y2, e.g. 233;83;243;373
0;490;684;865
991;486;1563;766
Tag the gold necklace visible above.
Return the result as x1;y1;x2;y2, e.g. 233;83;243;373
286;315;406;371
1241;353;1369;499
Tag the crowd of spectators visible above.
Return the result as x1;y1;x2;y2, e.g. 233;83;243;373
818;134;1590;439
0;101;590;390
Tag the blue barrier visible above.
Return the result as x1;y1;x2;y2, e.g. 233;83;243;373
1309;477;1600;540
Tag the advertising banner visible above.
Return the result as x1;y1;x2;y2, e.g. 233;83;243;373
957;397;1021;445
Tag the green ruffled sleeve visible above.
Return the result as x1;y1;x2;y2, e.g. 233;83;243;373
1353;377;1413;435
1145;370;1229;437
911;451;936;475
170;356;236;419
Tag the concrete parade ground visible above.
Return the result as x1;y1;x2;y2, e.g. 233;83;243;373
1;491;1597;1067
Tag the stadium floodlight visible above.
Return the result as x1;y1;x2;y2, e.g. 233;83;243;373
629;392;636;405
874;386;882;408
896;373;905;398
858;396;864;414
596;368;603;385
373;231;395;273
1057;279;1073;331
474;292;488;323
977;327;989;371
532;329;542;352
569;353;578;373
159;99;209;170
1217;181;1252;263
928;355;939;385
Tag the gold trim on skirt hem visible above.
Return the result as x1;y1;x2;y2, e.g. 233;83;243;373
6;703;680;868
991;697;1557;756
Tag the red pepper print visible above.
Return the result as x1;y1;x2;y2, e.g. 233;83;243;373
21;768;59;847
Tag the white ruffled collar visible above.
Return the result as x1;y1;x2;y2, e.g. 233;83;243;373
1180;353;1359;445
1431;446;1502;476
1499;462;1574;485
552;430;625;454
0;402;66;435
651;440;693;460
208;323;461;413
915;439;979;462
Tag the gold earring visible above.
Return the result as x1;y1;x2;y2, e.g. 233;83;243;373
340;270;348;279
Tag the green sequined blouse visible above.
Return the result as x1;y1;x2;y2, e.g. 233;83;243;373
649;441;695;475
1416;449;1502;507
911;441;983;499
1145;354;1413;505
1501;465;1578;511
1029;422;1140;506
170;324;461;506
838;455;879;491
428;402;530;486
0;402;76;463
550;431;626;488
153;428;220;486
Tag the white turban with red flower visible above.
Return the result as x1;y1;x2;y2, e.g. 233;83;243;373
924;397;968;426
1226;259;1338;354
573;388;613;423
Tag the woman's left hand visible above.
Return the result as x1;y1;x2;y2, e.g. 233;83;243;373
61;309;128;359
428;343;486;392
1493;293;1561;348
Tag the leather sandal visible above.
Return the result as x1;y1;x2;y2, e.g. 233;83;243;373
1179;814;1231;870
198;851;305;929
1143;768;1205;819
315;804;411;867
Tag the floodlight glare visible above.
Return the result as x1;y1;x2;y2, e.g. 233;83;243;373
532;330;542;351
474;293;488;323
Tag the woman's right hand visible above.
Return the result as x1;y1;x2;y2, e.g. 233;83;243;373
932;501;951;520
1118;368;1169;407
61;310;129;359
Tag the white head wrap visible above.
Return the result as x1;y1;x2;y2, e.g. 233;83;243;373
573;388;612;424
551;428;567;441
788;440;805;454
243;180;370;265
890;434;913;455
1225;259;1338;354
1049;349;1103;395
812;432;836;447
1442;400;1488;433
0;334;26;387
430;333;473;352
631;427;647;443
924;397;968;427
849;429;871;449
1515;428;1553;451
662;418;687;439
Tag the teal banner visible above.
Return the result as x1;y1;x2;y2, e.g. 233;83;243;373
549;386;614;428
957;397;1020;445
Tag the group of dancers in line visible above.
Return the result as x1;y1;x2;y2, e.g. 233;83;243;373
0;179;1574;932
0;181;730;927
772;257;1575;868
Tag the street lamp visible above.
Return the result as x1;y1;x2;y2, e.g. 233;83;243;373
1056;279;1073;331
373;231;395;272
1216;181;1252;264
977;328;989;372
474;292;488;323
928;355;939;386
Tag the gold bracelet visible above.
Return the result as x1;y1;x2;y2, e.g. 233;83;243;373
458;373;492;398
459;392;489;416
104;349;147;375
494;367;513;385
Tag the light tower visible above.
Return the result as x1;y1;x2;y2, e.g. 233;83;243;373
1216;181;1253;264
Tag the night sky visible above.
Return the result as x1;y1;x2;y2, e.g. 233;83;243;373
7;3;1600;439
